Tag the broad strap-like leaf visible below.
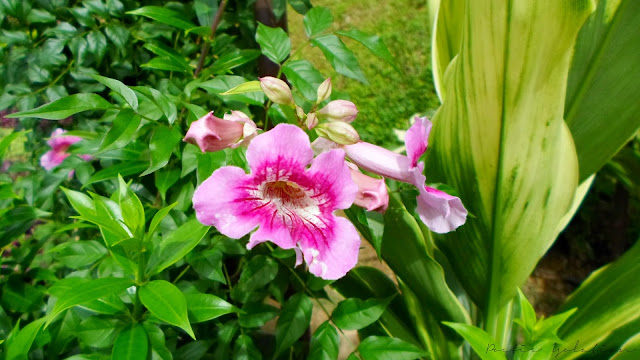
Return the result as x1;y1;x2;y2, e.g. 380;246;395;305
565;0;640;181
556;240;640;360
430;0;465;100
443;322;506;360
425;0;592;331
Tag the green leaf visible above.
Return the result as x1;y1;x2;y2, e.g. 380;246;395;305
356;336;428;360
7;94;112;119
90;74;138;110
139;280;195;339
86;161;149;185
6;318;45;360
143;322;173;360
199;76;266;106
255;23;291;64
556;240;640;360
443;323;506;360
195;0;218;27
221;81;262;95
27;9;56;23
155;168;180;201
197;151;227;184
186;293;238;323
516;289;537;339
127;6;196;30
56;240;107;269
274;293;313;357
303;7;333;37
565;0;640;180
308;321;340;360
147;202;178;239
143;43;192;73
111;324;148;360
208;49;261;75
187;249;225;283
181;144;201;177
238;302;279;328
281;60;325;101
142;57;191;72
332;296;393;330
231;255;279;302
335;29;397;69
105;24;130;49
233;335;262;360
141;125;181;176
0;130;28;164
77;317;121;349
117;175;145;238
146;219;209;276
425;0;592;324
132;86;177;124
61;187;96;217
47;277;134;326
98;109;141;153
430;0;465;99
610;332;640;360
86;30;107;64
311;34;367;83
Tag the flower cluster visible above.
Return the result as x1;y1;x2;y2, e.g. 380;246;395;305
187;78;467;279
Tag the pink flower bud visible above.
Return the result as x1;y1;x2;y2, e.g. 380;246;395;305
347;163;388;213
316;121;360;145
306;112;318;129
317;100;358;123
316;78;332;104
40;128;87;171
184;111;257;153
259;77;294;106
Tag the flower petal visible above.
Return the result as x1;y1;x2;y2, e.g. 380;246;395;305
40;150;69;170
416;186;468;233
193;166;260;238
348;164;389;213
307;149;357;210
246;124;314;173
247;220;295;250
301;216;360;280
343;141;414;183
405;116;432;168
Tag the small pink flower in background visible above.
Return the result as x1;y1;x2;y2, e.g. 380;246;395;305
193;124;360;280
317;100;358;123
40;128;90;171
347;163;388;213
344;116;467;233
183;111;257;153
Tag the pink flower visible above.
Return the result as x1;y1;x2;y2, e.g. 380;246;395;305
193;124;360;280
259;77;294;106
344;117;467;233
183;111;257;153
40;128;89;171
347;163;388;213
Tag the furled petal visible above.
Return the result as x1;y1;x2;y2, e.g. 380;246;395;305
317;100;358;123
307;149;357;210
223;111;258;148
183;112;245;152
343;141;414;183
416;186;468;233
348;164;389;212
246;123;314;173
300;216;360;280
193;166;260;238
311;137;338;155
405;116;432;168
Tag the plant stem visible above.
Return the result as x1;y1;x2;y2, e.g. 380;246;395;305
194;0;229;78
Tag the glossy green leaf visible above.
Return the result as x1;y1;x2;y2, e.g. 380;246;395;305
85;161;149;185
233;335;262;360
443;323;505;360
117;175;145;238
140;281;194;339
195;0;218;27
556;240;640;360
47;277;134;326
111;324;148;360
308;321;340;360
238;302;278;328
7;94;112;119
357;336;427;360
105;24;130;49
98;109;141;153
565;0;640;180
146;220;209;276
610;332;640;360
311;34;367;83
155;168;180;201
199;76;266;106
332;296;393;330
181;144;201;177
221;81;262;95
132;87;177;124
27;9;55;23
208;50;261;74
86;30;107;64
0;130;28;163
61;187;96;217
255;23;291;63
56;240;107;269
141;125;181;176
274;293;313;356
303;7;332;37
6;318;45;360
127;6;196;30
281;59;325;101
77;317;120;349
143;43;191;70
231;255;279;302
143;322;173;360
430;0;465;99
186;293;238;323
425;0;592;327
187;249;225;283
335;29;397;69
142;57;190;72
147;202;178;239
90;75;137;111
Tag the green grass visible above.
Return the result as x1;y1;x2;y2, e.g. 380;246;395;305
288;0;440;146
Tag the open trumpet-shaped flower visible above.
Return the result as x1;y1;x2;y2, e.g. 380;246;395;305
193;124;360;280
344;117;467;233
40;128;90;171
